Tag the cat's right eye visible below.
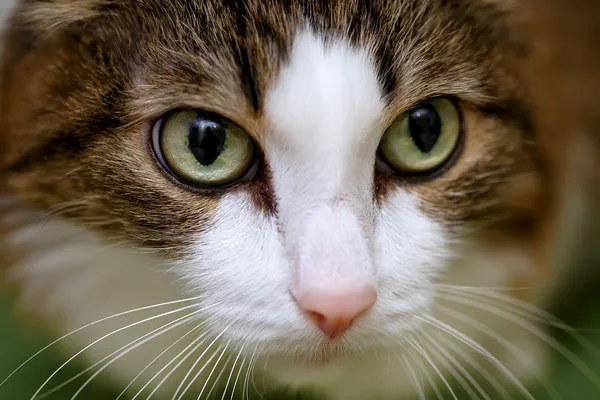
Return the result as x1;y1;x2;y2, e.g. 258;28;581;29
153;111;256;187
378;97;461;175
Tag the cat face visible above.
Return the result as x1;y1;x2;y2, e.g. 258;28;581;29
0;0;548;392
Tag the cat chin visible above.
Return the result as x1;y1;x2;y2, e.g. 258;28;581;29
264;343;375;374
262;353;375;392
265;355;352;384
262;348;424;400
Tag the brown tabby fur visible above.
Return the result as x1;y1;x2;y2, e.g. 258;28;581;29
0;0;542;260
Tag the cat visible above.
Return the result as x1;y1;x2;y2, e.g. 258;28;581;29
0;1;596;399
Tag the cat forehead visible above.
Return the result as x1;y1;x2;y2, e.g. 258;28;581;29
99;0;516;122
10;0;516;121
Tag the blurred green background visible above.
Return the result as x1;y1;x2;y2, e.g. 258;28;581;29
1;288;599;400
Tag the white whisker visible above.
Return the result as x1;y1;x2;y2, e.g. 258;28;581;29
68;313;199;400
251;352;268;400
172;327;230;400
204;354;234;400
435;285;571;331
29;303;201;400
437;291;600;390
230;352;247;400
196;340;232;400
406;336;459;400
422;333;479;400
116;321;214;399
0;296;205;390
419;315;535;400
437;285;600;364
436;303;560;400
424;331;489;400
401;351;427;400
221;344;246;400
137;314;226;400
243;347;260;400
136;332;218;399
410;343;445;400
37;312;199;400
437;334;511;400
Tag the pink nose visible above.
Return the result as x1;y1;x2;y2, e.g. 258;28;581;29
294;286;377;339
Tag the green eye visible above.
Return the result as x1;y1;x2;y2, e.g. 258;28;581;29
379;97;461;173
154;111;255;187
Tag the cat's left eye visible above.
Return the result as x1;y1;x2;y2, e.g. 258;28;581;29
153;111;256;187
379;97;461;174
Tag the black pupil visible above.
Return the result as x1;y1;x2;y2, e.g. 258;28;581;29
188;118;226;166
408;103;441;153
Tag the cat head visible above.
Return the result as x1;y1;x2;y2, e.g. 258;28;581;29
0;0;547;375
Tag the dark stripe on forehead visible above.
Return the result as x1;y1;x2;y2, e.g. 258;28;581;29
223;0;262;113
347;1;398;98
374;45;398;99
237;44;261;113
361;3;398;98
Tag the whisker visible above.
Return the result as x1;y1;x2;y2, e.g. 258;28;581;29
36;312;199;400
0;296;205;390
435;303;560;400
437;291;600;389
230;352;247;400
29;303;201;400
394;336;424;394
172;327;230;400
141;316;226;400
438;292;600;394
68;313;200;400
140;334;209;400
243;346;260;400
437;285;600;364
196;340;232;400
405;336;459;400
255;352;271;400
205;352;235;400
435;285;572;330
251;351;267;400
437;334;512;400
434;283;550;293
221;344;246;400
116;322;210;399
417;315;494;362
419;315;535;400
422;333;480;400
409;343;445;400
424;331;489;400
401;352;427;400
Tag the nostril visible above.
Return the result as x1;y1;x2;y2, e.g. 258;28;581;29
305;311;355;339
306;310;327;326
